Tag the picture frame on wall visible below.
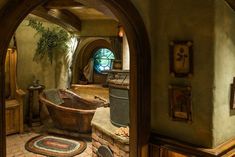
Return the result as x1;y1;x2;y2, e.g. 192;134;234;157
169;40;193;77
169;85;192;122
230;77;235;109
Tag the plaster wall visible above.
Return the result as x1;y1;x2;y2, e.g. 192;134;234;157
16;17;78;119
128;0;235;148
129;0;150;34
16;20;50;90
15;19;66;90
213;0;235;147
148;0;215;147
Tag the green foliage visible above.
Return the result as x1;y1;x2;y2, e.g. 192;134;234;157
28;19;70;64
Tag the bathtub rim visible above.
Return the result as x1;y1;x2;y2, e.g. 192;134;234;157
39;90;101;114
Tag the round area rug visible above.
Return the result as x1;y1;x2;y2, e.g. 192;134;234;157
25;134;87;157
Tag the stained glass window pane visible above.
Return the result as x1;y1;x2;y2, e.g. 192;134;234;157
93;48;115;73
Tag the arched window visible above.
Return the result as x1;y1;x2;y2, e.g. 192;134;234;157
93;48;115;73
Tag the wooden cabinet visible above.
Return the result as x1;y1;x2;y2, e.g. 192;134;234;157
5;48;25;135
5;99;23;135
149;133;235;157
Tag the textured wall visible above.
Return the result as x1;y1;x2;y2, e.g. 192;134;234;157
149;0;215;147
129;0;150;33
15;18;72;119
130;0;235;148
213;0;235;147
16;19;67;90
16;19;50;90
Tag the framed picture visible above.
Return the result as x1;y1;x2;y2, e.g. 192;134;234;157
169;40;193;77
230;77;235;109
169;85;192;122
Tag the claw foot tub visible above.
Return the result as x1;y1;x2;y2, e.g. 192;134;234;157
39;89;106;133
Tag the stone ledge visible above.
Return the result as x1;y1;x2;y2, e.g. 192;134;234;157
92;127;129;157
91;107;129;144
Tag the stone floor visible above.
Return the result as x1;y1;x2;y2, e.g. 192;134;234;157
6;129;92;157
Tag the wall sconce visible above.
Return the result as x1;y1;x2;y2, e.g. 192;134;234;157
118;25;124;37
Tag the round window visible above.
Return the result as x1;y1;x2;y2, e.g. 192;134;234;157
93;48;115;73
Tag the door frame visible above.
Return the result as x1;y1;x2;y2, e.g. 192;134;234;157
0;0;151;157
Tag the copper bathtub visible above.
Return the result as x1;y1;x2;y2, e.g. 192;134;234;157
39;89;106;133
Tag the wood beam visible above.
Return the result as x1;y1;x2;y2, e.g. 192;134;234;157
44;0;84;9
225;0;235;11
31;6;81;32
74;0;117;20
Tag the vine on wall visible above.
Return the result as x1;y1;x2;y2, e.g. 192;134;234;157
27;19;71;64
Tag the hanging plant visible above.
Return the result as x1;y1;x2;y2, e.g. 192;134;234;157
27;18;71;64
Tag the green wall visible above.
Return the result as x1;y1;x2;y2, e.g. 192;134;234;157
16;18;62;90
213;0;235;147
16;19;49;90
15;18;71;119
149;0;214;147
133;0;235;148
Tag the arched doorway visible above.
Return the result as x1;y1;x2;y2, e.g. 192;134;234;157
72;38;114;84
0;0;151;157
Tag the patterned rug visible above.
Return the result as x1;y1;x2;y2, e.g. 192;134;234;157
25;134;87;157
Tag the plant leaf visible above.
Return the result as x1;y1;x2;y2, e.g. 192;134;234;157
28;18;71;64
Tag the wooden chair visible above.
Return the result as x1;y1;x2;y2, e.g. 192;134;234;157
5;48;25;135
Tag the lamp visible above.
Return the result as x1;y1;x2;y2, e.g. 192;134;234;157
118;25;124;37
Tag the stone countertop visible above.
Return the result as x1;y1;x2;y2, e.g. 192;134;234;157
91;107;129;144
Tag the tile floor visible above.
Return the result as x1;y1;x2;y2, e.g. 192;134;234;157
6;131;92;157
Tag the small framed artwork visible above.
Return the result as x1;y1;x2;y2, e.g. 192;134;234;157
169;40;193;77
169;85;192;122
230;77;235;109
